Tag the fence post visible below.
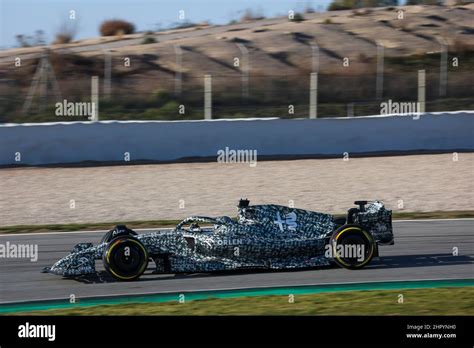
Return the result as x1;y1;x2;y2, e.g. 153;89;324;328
309;72;318;119
437;37;447;97
418;70;425;114
204;74;212;120
174;45;182;96
236;43;249;101
103;50;111;99
91;76;99;122
347;103;354;117
376;41;384;100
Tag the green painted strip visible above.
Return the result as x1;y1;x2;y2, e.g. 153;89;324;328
1;278;473;314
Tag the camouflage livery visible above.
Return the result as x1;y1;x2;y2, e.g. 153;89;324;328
356;201;394;245
44;200;394;278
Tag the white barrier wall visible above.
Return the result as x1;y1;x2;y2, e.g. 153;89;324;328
0;112;473;165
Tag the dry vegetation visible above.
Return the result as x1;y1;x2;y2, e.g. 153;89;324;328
99;19;135;36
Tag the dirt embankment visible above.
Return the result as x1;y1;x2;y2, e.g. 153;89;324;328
0;153;472;226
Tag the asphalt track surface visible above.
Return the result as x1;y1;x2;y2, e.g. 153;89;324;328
0;219;473;304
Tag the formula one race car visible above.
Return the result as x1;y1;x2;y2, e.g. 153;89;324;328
44;199;394;281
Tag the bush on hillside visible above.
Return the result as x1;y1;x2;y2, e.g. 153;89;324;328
100;19;135;36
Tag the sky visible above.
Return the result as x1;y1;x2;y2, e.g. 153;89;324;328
0;0;335;49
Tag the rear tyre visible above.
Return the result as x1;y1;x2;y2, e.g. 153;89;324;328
103;236;148;281
329;224;375;270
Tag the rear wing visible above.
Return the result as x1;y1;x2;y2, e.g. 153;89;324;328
356;201;394;245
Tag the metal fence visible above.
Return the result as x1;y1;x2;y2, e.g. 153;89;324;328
0;52;472;123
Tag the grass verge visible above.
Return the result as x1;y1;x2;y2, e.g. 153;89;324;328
0;211;473;234
12;287;474;316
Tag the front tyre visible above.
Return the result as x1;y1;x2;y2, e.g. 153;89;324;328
103;236;148;281
329;224;375;270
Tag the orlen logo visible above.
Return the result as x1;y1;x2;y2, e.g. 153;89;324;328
274;212;297;231
18;322;56;341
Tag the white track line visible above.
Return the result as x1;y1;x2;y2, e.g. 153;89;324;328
3;110;473;127
394;218;474;222
0;218;472;237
